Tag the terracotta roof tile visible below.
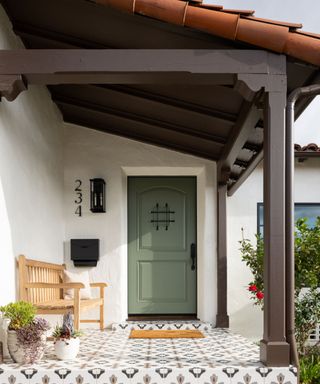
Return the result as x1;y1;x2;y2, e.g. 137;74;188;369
191;2;254;15
218;9;255;16
243;16;302;30
295;30;320;39
237;17;289;53
92;0;320;67
135;0;187;26
185;6;239;40
285;32;320;66
192;4;224;11
295;143;320;152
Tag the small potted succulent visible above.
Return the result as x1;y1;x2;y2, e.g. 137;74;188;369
0;301;50;364
52;312;82;360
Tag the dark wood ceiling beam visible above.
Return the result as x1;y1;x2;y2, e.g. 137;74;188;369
295;70;320;119
16;31;80;49
12;21;110;49
217;99;261;182
97;85;238;123
0;49;284;81
233;158;249;168
228;149;264;196
0;75;27;101
51;92;228;145
227;143;312;194
59;106;219;162
243;141;262;153
0;49;281;75
25;72;235;86
0;49;286;101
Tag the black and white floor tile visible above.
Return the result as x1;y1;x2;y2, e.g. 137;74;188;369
111;321;212;332
0;325;297;384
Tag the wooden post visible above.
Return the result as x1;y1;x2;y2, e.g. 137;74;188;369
260;91;290;366
18;255;28;301
216;182;229;328
100;286;105;331
73;288;80;331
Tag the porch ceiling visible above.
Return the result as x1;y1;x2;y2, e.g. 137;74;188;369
1;0;319;192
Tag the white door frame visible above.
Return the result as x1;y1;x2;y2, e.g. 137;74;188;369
121;166;217;323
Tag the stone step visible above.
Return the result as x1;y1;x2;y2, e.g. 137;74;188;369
111;321;213;331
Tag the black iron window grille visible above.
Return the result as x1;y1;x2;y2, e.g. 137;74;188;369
150;203;175;230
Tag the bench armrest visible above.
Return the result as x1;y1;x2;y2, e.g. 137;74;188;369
90;282;108;288
25;282;85;289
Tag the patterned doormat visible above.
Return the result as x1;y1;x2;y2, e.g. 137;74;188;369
129;329;204;338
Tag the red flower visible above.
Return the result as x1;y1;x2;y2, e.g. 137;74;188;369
249;284;257;292
256;291;264;300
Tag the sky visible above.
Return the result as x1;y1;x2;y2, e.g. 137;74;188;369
206;0;320;145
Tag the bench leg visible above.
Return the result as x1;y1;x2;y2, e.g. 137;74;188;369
74;288;80;330
100;286;105;330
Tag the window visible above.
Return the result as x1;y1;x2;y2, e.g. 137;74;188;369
257;203;320;235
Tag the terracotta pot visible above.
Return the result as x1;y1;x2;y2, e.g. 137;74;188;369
54;338;80;360
7;330;46;364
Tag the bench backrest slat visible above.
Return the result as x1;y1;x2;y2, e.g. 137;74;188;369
18;255;65;304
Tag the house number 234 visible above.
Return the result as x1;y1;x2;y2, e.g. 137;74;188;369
74;179;83;217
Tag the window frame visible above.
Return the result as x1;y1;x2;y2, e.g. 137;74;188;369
257;202;320;235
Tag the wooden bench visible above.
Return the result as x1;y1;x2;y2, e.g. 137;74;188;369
18;255;107;330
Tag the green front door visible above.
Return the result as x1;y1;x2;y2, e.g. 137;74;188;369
128;177;197;315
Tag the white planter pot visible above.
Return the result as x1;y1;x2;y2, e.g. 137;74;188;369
0;317;10;359
54;338;80;360
7;330;46;364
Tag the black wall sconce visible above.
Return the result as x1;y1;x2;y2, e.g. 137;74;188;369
90;178;106;213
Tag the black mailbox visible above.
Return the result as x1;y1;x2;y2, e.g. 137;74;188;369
71;239;99;267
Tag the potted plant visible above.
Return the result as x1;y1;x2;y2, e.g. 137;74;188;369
52;312;82;360
0;301;50;364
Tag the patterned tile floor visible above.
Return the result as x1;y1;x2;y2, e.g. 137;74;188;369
0;325;298;384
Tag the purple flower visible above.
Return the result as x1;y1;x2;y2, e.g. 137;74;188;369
16;317;50;363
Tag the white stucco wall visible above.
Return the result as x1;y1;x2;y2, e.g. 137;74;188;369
228;157;320;340
63;124;217;326
0;7;65;305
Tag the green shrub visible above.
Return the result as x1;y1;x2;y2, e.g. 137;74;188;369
295;218;320;292
240;217;320;355
0;301;36;330
300;353;320;384
295;290;320;355
240;231;264;305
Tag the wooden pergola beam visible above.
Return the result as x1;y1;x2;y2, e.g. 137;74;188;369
218;100;261;182
228;150;263;196
0;49;286;76
0;49;286;100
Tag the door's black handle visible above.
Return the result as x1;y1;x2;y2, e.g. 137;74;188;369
191;243;196;271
